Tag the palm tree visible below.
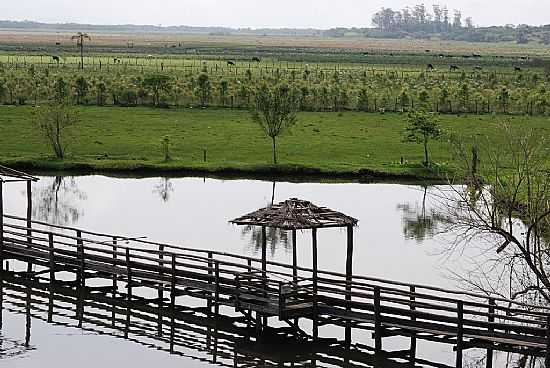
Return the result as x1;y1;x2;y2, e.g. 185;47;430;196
71;32;91;70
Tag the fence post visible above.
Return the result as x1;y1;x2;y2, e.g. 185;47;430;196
410;285;417;363
456;301;464;368
76;230;84;287
126;248;132;302
112;237;118;293
214;261;220;318
157;243;164;336
546;314;550;368
208;252;213;316
48;233;55;282
170;253;176;353
235;273;241;311
374;286;382;352
278;282;286;320
487;298;495;368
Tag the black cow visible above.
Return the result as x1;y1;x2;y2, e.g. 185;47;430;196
514;66;522;72
52;55;60;63
450;65;460;71
55;42;61;46
427;64;435;70
227;60;236;66
251;57;261;62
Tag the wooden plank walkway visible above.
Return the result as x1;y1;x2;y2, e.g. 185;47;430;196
1;213;550;367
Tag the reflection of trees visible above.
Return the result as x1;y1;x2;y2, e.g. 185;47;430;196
32;176;87;226
397;186;449;243
153;178;174;203
241;225;290;256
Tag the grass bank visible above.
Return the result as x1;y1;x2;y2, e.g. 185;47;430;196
1;106;548;179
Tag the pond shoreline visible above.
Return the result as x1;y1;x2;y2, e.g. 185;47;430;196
2;158;448;183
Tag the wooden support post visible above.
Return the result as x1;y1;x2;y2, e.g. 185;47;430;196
170;254;176;353
292;230;297;284
112;238;118;293
261;226;267;282
486;298;495;368
255;311;262;343
410;285;417;364
345;225;353;347
157;243;164;336
0;181;3;272
214;261;220;318
48;233;55;282
546;314;550;368
76;230;84;287
208;251;213;315
125;247;132;338
278;282;285;320
312;228;318;340
235;274;241;311
456;301;464;368
374;286;382;352
26;181;32;274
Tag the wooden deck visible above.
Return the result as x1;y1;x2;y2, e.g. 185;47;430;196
1;213;550;367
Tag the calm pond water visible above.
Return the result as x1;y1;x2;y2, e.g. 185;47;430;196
0;175;504;367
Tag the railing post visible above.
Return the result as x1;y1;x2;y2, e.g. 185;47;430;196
486;298;495;368
207;252;213;316
410;285;417;363
0;180;4;272
235;273;241;311
546;314;550;368
374;286;382;352
456;301;464;368
126;248;132;302
278;282;286;320
76;230;84;288
214;261;220;318
48;233;55;282
157;243;164;336
112;237;118;293
170;253;176;353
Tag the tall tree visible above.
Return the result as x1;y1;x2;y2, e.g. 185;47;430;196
251;84;297;165
71;32;91;70
403;110;442;166
33;104;79;159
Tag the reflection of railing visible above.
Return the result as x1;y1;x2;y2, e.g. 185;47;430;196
1;213;550;367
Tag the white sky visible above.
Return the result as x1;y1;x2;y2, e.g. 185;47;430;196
1;0;548;29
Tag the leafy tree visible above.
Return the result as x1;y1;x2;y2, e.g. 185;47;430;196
251;84;297;164
33;104;79;159
143;74;171;107
53;77;68;104
403;110;442;166
195;73;211;106
74;76;89;105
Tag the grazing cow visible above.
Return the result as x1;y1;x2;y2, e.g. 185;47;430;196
450;65;460;71
251;57;261;62
52;55;60;63
425;49;431;53
515;66;522;72
55;42;61;46
227;60;236;66
474;65;483;71
427;64;435;70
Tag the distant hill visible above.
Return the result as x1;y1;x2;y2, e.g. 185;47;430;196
1;19;549;45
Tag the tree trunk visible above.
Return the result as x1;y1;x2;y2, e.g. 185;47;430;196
424;137;429;166
272;137;277;165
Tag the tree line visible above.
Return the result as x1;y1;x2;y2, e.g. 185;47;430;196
2;64;550;115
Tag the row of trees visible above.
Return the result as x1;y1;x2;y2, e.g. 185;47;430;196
372;4;473;34
2;66;550;115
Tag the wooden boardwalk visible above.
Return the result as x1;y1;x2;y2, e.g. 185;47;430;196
1;213;550;367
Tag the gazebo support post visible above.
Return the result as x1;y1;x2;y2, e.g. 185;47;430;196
292;229;298;328
261;226;268;327
26;180;32;274
312;228;318;341
345;225;354;348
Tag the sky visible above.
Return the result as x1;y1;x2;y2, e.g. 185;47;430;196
1;0;548;29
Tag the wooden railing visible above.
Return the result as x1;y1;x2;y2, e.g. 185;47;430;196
1;213;550;365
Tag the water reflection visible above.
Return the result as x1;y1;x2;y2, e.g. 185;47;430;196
241;226;291;256
31;177;87;226
153;178;174;203
398;186;448;243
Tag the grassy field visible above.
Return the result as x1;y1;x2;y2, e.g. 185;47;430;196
1;105;549;178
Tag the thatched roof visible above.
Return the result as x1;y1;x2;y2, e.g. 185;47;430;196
0;165;39;183
230;198;358;230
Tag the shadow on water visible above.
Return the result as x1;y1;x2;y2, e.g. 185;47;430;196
30;176;87;226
